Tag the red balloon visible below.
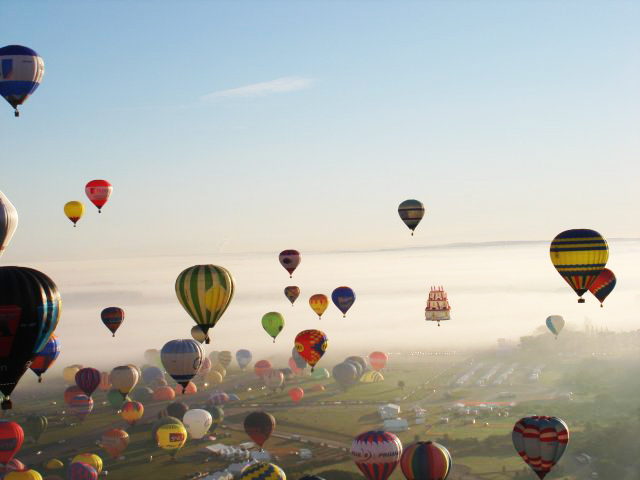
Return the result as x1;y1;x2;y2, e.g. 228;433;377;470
294;330;328;370
0;421;23;465
153;386;176;402
75;367;101;397
288;387;304;403
279;250;301;278
64;386;84;405
369;352;388;372
174;382;197;396
85;179;113;212
101;428;129;459
254;360;272;378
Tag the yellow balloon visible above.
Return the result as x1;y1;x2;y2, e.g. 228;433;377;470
64;201;84;227
205;370;223;386
45;459;64;470
212;364;226;378
309;294;329;319
5;471;43;480
72;453;103;474
156;423;187;451
63;366;80;384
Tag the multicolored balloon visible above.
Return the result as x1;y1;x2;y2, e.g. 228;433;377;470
240;462;285;480
398;199;425;236
545;315;565;339
0;267;61;409
156;423;187;455
23;415;47;443
588;267;616;307
72;454;102;475
68;394;94;422
294;330;327;372
191;325;207;343
67;463;97;480
243;411;275;448
175;265;235;344
279;250;301;278
262;312;285;342
217;350;232;368
0;45;45;117
550;229;608;303
64;201;84;227
161;339;204;392
331;286;355;317
309;294;328;320
0;421;23;465
0;190;18;258
400;441;451;480
30;335;60;382
284;286;300;306
351;430;403;480
101;307;124;337
512;416;569;479
101;428;130;459
120;401;144;426
85;180;112;213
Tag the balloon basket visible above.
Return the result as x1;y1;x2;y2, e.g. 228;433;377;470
578;298;585;303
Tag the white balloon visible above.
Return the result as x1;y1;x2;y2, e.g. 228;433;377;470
0;190;18;258
183;409;213;439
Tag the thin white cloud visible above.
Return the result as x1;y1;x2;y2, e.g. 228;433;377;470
201;76;314;101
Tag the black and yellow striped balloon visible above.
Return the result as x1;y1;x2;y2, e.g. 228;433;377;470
549;229;608;303
239;462;286;480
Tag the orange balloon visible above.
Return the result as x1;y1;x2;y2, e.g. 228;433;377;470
309;294;328;319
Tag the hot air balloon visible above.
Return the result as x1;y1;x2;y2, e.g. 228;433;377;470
236;349;252;371
156;423;187;456
205;370;223;386
287;358;302;376
142;366;164;385
262;312;285;343
346;356;367;376
132;386;153;403
291;347;307;369
97;371;111;392
75;368;101;397
244;411;275;448
68;462;97;480
589;268;616;307
289;387;304;403
110;365;139;399
400;441;452;480
63;366;80;384
72;454;102;474
68;394;94;422
311;368;330;380
175;265;235;344
284;286;300;306
23;415;47;444
0;459;25;475
351;431;403;480
512;416;569;479
0;190;18;258
161;339;204;392
197;357;212;378
254;360;272;378
240;463;285;480
64;386;83;405
152;386;176;402
545;315;565;339
208;405;224;429
294;330;327;372
0;422;23;466
63;201;84;227
550;229;608;303
361;371;384;383
207;392;230;407
163;401;189;421
398;199;425;236
30;335;60;382
120;401;144;426
191;325;207;343
100;307;124;337
264;370;284;391
183;409;213;439
85;180;112;213
105;389;127;411
217;351;232;368
101;428;130;459
332;287;355;317
279;250;301;278
333;362;359;390
174;381;197;396
0;267;61;409
309;294;328;320
369;352;388;371
0;45;45;117
299;477;325;480
5;470;43;480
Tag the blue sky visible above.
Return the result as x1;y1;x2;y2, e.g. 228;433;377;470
2;1;640;365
